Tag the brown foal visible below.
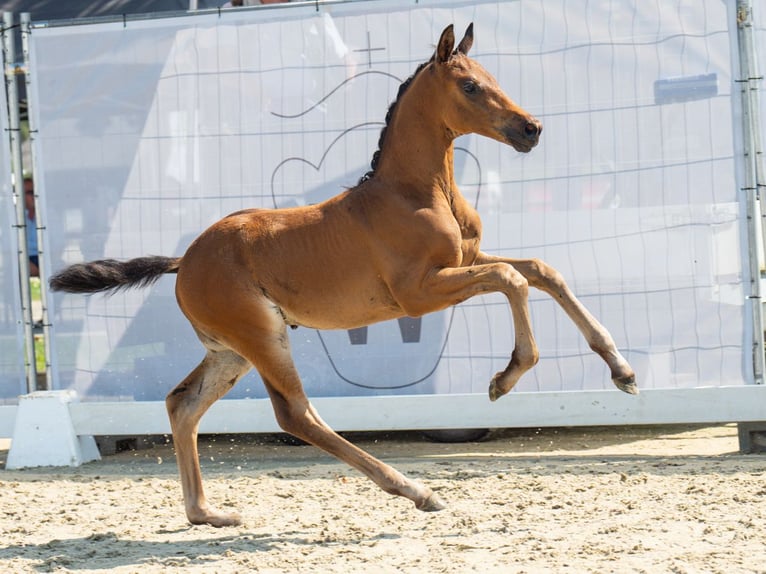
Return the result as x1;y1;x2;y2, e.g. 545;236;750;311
50;24;637;527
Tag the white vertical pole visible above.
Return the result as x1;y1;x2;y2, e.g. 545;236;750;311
3;12;38;393
21;13;52;389
736;0;766;384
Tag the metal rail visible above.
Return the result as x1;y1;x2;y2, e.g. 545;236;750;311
21;12;52;389
2;12;37;393
736;0;766;384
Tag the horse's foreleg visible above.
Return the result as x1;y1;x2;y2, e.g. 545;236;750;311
165;348;251;527
475;254;637;395
393;263;541;401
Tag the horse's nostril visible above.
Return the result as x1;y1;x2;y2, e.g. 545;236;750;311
524;122;540;137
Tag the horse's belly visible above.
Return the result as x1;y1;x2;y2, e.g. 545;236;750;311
275;284;403;331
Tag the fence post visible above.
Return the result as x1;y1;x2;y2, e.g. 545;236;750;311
2;12;38;393
736;0;766;452
736;0;766;385
20;12;52;389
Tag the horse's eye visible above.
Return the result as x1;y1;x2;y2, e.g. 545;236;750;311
463;80;478;95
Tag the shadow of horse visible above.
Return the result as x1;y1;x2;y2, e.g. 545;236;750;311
0;529;403;571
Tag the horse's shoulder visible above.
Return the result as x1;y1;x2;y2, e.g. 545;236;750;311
449;190;482;236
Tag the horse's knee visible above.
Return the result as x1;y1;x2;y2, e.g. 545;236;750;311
511;273;529;294
500;266;529;298
525;257;546;279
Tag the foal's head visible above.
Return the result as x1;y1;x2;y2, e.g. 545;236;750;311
429;24;542;153
360;24;542;184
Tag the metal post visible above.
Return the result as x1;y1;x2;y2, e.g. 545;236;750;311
736;0;766;385
737;1;766;272
21;13;52;390
2;12;38;392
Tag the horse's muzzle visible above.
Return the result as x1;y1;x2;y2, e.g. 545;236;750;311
502;116;542;153
524;119;543;139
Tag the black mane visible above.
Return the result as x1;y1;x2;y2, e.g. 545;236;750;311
358;59;432;184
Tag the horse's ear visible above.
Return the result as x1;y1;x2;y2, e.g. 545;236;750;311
435;24;455;63
456;23;474;55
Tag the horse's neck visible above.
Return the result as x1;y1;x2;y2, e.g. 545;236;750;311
373;81;457;199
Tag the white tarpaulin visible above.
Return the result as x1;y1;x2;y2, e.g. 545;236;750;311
30;0;751;401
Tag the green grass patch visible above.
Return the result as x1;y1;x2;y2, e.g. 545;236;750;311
30;278;45;373
34;335;45;373
30;277;41;301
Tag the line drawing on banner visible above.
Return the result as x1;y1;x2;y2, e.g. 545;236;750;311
270;70;401;119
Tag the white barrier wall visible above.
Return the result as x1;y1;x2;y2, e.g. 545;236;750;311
29;0;754;407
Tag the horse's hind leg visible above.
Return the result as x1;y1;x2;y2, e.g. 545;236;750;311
228;314;446;512
263;376;445;511
165;346;251;527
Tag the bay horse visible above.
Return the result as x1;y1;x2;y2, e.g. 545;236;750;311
50;24;637;527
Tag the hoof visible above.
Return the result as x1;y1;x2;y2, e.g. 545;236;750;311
416;492;447;512
488;372;506;402
189;510;242;528
613;373;639;395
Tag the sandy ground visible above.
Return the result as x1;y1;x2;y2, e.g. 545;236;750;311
1;424;765;573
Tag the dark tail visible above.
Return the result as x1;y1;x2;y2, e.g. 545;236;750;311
49;256;181;294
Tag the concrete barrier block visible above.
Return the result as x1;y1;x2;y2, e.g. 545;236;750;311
6;390;100;469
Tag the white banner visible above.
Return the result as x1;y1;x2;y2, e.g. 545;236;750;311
31;0;750;401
